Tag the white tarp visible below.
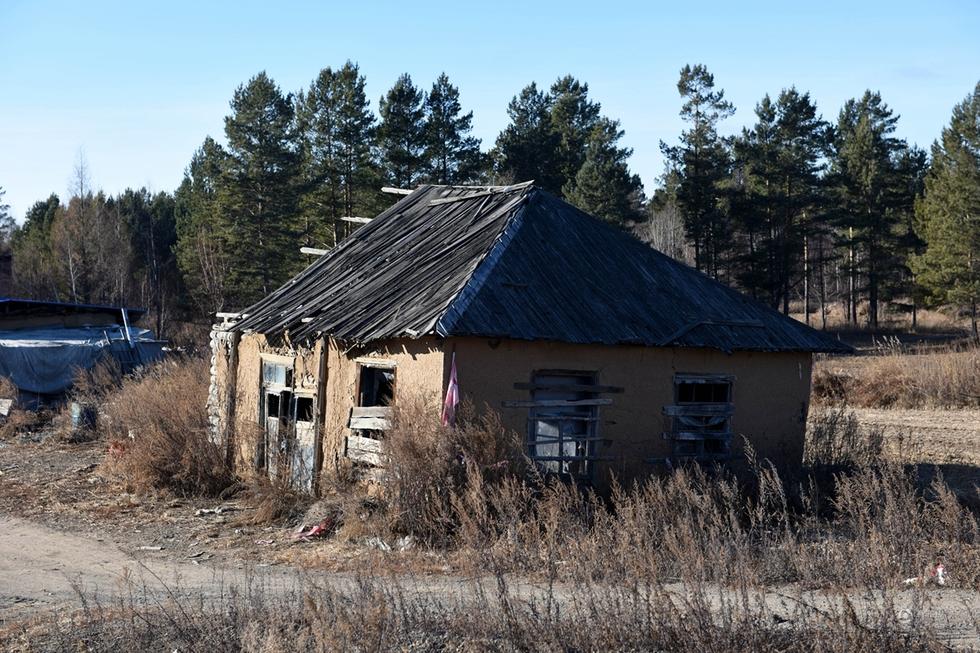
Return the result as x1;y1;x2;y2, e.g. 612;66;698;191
0;326;163;395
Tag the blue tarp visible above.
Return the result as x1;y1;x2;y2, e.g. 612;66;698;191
0;326;164;395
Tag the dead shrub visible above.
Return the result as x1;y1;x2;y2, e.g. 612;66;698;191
380;395;530;547
805;405;885;466
0;375;16;401
101;356;233;496
240;475;310;525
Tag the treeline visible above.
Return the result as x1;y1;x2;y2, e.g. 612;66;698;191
0;63;977;336
645;68;978;334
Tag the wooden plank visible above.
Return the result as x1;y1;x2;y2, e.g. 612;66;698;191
351;406;392;419
346;434;383;453
354;357;397;368
527;435;606;444
349;416;390;430
502;398;612;408
662;403;734;417
381;186;413;195
528;455;613;462
674;373;736;383
429;189;499;205
345;434;385;467
300;246;329;256
514;382;624;394
662;431;734;441
341;216;372;224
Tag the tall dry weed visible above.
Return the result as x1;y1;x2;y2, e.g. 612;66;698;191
102;356;233;496
813;346;980;408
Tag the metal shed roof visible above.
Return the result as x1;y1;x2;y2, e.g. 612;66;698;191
232;184;850;354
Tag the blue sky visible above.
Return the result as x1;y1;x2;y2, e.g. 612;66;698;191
1;0;978;220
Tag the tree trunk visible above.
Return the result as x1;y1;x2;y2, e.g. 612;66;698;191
803;234;810;326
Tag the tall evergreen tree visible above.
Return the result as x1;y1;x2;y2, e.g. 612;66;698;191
733;89;829;314
10;194;60;298
110;188;178;334
174;137;231;314
912;82;980;337
830;90;912;327
0;187;13;245
667;64;735;276
493;83;561;191
297;62;380;247
377;73;427;189
423;73;483;184
220;71;303;305
549;76;602;190
564;118;644;225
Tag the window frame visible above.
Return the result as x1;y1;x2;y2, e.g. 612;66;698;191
525;369;602;482
665;373;735;463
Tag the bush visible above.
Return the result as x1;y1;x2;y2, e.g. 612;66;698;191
380;395;530;547
102;356;233;496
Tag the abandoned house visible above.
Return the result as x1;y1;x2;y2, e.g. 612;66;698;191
208;182;850;493
0;297;165;405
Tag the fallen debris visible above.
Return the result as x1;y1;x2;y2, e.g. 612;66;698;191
903;563;946;586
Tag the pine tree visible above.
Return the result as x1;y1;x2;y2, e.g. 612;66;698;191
668;64;735;276
297;62;380;247
733;89;829;314
492;83;561;191
0;187;13;245
220;71;303;305
10;194;60;298
830;90;912;327
377;73;427;189
564;118;644;225
174;137;230;314
912;82;980;337
423;73;483;184
549;76;601;191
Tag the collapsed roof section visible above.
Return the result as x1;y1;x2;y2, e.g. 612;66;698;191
232;183;850;353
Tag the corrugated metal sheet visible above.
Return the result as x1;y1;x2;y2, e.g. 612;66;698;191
232;184;850;354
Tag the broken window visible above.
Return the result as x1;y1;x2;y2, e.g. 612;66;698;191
358;365;395;407
664;374;734;462
345;361;396;467
526;371;601;481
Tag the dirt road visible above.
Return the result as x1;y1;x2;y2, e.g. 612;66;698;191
0;513;299;616
2;512;979;648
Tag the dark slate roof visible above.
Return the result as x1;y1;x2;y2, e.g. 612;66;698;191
0;298;147;321
232;184;850;353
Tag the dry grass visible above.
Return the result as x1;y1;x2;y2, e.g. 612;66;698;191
100;356;234;496
813;346;980;409
0;569;969;652
303;398;980;592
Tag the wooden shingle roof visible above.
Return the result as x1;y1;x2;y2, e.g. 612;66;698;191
232;184;850;353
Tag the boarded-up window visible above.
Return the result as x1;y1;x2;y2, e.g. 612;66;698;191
345;361;395;467
526;371;599;481
664;374;734;462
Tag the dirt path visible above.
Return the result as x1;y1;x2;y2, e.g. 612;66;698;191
0;514;299;617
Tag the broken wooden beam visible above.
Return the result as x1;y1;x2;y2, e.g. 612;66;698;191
300;247;329;256
514;382;624;394
341;216;372;224
502;398;613;408
381;187;413;195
